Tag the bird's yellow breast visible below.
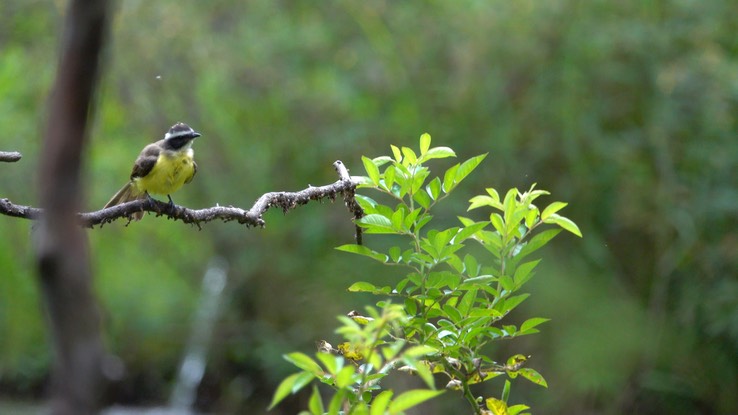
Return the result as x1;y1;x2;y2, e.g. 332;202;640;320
133;149;195;196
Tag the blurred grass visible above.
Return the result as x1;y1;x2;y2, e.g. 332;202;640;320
0;401;43;415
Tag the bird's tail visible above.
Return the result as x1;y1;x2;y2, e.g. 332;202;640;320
104;182;147;220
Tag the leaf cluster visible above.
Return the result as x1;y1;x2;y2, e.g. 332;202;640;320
271;134;580;415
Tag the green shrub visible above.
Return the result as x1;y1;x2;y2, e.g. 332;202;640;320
270;134;580;414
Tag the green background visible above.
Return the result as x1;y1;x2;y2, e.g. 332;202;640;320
1;1;737;413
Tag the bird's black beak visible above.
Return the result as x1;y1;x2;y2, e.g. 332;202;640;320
192;132;201;138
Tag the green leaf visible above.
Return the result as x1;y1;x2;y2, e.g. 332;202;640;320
284;353;323;376
423;146;456;160
426;271;461;289
519;368;548;388
541;201;568;221
544;213;582;237
348;282;390;295
413;189;432;209
404;208;422;230
401;147;417;165
508;404;531;415
415;214;433;234
442;304;463;323
447;254;464;273
419;133;431;155
411;167;429;194
403;345;438;358
389;246;402;262
335;364;356;388
497;294;529;314
336;244;388;263
524;206;538;228
373;156;394;167
515;228;561;260
461;274;496;285
487;396;508;415
512;259;541;289
396;175;413;199
384;165;396;192
520;317;550;332
468;195;496;211
502;188;518;223
454;153;487;184
499;275;515;292
391;208;405;230
457;288;477;316
353;176;375;187
316;352;340;375
501;379;511;402
454;221;488;244
355;194;378;211
348;281;378;292
370;390;394;415
442;163;460;193
457;216;475;226
391;145;402;162
328;389;346;414
427;177;442;200
490;213;505;234
308;384;324;415
388;389;444;413
405;298;417;315
269;371;312;409
356;214;397;234
413;359;436;389
464;254;479;277
362;156;380;186
486;188;501;203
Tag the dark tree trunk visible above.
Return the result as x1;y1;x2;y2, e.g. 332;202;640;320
35;1;111;414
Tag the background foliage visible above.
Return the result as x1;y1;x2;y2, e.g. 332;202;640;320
1;0;737;414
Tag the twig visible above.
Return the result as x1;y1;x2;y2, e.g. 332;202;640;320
1;160;365;236
0;151;22;162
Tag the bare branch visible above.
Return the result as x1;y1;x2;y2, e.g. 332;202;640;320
1;160;365;235
0;151;22;162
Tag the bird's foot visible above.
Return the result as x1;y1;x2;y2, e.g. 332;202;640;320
145;192;161;215
166;195;176;213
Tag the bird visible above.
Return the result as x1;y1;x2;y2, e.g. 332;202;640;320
104;122;202;220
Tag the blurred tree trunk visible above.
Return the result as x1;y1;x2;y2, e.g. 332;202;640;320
35;0;111;414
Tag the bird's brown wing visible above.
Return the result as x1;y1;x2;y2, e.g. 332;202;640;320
130;142;161;179
185;160;198;184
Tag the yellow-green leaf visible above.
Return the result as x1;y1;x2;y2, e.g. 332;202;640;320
388;389;444;413
308;384;324;415
269;371;312;409
391;145;402;162
486;397;509;415
370;390;394;415
423;146;456;160
541;201;568;221
401;147;417;165
336;244;388;262
543;213;582;237
520;317;550;332
362;156;380;185
284;353;323;376
518;368;548;388
419;133;431;155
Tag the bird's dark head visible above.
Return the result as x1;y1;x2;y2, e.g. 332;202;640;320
164;123;201;149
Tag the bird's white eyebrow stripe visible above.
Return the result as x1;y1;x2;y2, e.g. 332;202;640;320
164;129;194;140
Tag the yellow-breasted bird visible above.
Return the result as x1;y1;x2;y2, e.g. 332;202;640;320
104;122;201;220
